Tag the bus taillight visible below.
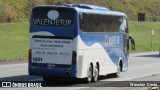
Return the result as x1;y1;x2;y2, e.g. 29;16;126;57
72;51;77;64
29;49;32;63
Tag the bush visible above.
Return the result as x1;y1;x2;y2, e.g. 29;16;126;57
1;0;160;22
28;0;39;7
45;0;71;5
0;3;16;23
24;0;40;19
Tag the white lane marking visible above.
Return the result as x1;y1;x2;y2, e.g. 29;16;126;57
101;72;160;81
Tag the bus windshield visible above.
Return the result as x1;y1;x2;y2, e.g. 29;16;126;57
32;7;75;26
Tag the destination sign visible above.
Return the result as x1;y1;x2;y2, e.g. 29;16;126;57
33;19;72;26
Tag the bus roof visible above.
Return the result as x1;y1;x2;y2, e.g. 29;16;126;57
64;4;127;17
33;4;127;17
64;4;110;11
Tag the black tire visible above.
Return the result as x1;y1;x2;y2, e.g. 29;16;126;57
86;65;93;82
93;65;99;82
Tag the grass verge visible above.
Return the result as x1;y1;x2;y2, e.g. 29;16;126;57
0;22;29;60
129;21;160;52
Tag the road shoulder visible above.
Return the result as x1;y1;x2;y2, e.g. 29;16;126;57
0;58;27;65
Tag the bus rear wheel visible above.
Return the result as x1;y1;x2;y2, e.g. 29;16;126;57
93;65;99;82
86;65;93;82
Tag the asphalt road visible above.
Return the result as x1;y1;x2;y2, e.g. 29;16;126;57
0;51;160;90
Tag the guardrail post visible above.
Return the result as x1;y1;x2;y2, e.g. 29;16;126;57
159;29;160;55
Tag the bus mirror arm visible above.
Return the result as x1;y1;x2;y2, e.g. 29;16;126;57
129;35;135;51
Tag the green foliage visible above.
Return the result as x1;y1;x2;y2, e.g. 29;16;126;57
24;0;41;19
0;3;16;23
45;0;71;5
1;0;160;22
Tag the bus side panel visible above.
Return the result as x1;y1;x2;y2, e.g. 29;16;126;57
76;35;116;78
76;32;127;78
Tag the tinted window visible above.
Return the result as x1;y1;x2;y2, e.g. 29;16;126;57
32;7;75;26
79;13;126;32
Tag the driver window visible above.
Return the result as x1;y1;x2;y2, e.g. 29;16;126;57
119;17;127;32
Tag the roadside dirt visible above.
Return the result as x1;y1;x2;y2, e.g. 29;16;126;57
0;58;27;65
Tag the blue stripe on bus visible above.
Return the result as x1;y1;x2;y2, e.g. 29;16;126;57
28;64;76;77
78;31;127;68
